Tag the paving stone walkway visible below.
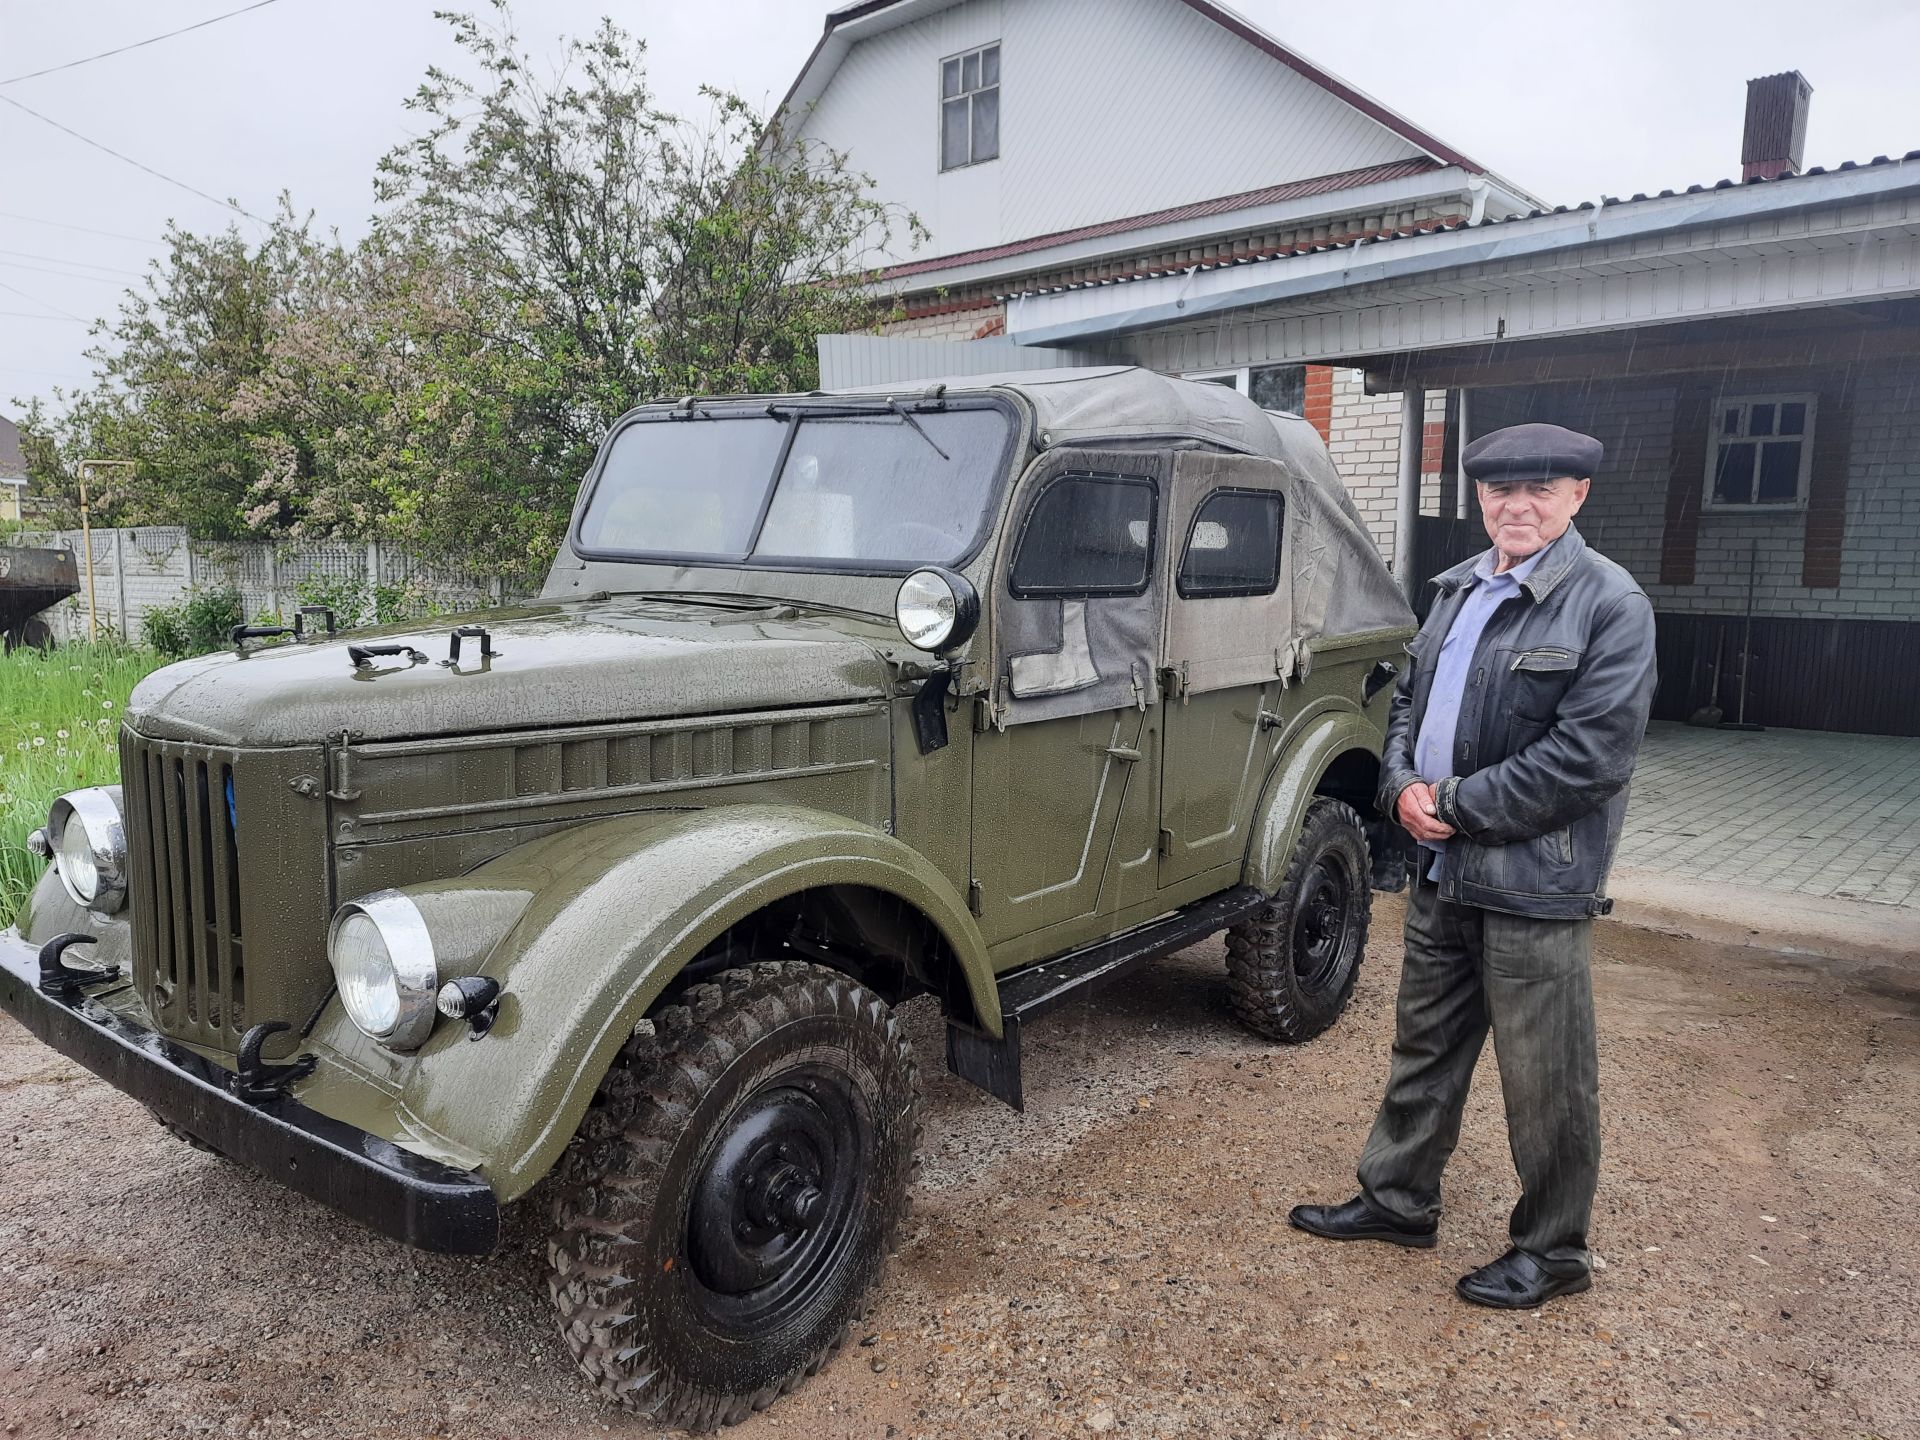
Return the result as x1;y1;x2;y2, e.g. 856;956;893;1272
1619;721;1920;910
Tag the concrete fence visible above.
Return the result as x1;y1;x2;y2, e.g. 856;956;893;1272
13;527;536;645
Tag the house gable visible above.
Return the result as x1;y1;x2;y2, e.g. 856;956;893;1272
788;0;1480;268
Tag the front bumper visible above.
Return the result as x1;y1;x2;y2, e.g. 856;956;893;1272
0;930;499;1255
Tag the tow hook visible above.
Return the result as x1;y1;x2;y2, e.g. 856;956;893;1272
232;1021;319;1103
37;932;118;997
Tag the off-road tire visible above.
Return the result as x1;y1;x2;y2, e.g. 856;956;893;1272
547;961;919;1432
1226;797;1371;1042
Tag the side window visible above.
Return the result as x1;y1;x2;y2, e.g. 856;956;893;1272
940;44;1001;170
1178;488;1284;598
1010;473;1156;598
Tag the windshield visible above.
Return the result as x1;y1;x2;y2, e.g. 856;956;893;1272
575;403;1014;570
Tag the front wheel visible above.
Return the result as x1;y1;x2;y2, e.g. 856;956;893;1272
547;961;919;1431
1226;797;1371;1042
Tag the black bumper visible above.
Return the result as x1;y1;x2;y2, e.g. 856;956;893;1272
0;932;499;1255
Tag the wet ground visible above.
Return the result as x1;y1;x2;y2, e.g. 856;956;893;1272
3;897;1916;1440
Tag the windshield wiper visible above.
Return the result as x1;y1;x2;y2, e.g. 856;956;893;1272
886;398;949;461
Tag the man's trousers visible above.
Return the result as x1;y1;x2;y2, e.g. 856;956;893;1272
1355;873;1600;1277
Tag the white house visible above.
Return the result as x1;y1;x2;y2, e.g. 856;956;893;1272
784;0;1538;556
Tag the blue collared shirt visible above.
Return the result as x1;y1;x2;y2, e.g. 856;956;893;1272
1414;543;1550;876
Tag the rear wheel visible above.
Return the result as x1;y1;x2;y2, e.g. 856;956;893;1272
1226;797;1371;1042
547;961;919;1431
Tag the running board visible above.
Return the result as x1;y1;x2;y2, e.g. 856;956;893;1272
945;885;1267;1112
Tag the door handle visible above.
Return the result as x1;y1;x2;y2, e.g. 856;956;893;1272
1257;710;1283;731
1105;745;1144;762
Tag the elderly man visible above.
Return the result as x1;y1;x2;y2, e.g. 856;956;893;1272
1290;422;1657;1309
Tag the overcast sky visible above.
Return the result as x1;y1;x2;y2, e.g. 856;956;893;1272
4;0;1916;417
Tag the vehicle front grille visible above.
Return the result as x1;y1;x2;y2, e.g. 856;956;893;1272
122;732;248;1045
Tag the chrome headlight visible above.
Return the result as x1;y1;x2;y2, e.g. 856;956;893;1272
895;567;980;653
327;891;439;1051
47;788;128;913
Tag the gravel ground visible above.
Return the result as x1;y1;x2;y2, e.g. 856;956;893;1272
3;897;1916;1440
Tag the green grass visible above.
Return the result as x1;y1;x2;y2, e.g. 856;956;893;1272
1;641;166;926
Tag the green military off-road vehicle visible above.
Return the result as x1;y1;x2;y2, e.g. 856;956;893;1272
1;366;1414;1430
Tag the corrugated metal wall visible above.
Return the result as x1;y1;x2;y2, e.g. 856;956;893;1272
817;334;1102;389
796;0;1425;266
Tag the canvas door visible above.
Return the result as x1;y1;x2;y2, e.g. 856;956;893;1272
970;450;1168;951
1157;452;1294;889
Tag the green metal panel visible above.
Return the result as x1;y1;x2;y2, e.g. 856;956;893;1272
1158;680;1279;888
300;804;998;1202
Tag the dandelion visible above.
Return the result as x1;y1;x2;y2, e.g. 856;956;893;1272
31;736;45;748
81;688;93;698
29;721;41;731
101;699;114;709
55;729;69;740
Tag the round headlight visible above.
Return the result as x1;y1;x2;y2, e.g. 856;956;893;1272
895;567;980;654
47;788;128;913
327;891;439;1051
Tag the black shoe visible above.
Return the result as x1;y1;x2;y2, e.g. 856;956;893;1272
1287;1196;1437;1249
1455;1248;1592;1309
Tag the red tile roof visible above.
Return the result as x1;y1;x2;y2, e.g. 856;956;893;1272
875;157;1447;282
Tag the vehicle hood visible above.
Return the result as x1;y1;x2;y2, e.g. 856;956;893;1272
124;596;900;746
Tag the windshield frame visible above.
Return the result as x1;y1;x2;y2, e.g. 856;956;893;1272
567;393;1025;578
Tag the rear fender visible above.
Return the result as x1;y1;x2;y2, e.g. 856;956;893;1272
341;805;994;1202
1244;707;1383;894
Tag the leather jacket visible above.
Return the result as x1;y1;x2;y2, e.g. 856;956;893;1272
1377;525;1658;919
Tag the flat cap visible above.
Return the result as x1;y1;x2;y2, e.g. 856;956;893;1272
1462;423;1603;483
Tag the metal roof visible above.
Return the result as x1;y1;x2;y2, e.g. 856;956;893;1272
1003;151;1920;305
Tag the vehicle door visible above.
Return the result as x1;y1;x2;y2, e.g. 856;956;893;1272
1157;451;1294;890
970;448;1169;953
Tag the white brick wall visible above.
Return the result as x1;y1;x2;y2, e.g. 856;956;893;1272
1321;371;1446;569
881;307;1005;342
1468;362;1920;622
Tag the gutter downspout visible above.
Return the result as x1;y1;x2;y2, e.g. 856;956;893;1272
1395;388;1425;602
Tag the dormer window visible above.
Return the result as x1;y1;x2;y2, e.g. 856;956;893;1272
940;44;1000;171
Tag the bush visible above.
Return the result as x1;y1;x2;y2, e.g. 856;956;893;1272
141;585;245;659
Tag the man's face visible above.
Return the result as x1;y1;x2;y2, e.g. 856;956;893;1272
1476;476;1590;560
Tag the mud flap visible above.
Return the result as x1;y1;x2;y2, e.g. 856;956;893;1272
946;1020;1023;1112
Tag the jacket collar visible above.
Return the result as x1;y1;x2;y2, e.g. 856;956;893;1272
1431;524;1589;605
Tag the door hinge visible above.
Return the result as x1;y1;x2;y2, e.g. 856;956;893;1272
967;879;984;916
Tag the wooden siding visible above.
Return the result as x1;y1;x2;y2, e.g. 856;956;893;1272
795;0;1423;267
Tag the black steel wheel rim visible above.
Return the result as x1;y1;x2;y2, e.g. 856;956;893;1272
1292;854;1353;989
684;1063;870;1334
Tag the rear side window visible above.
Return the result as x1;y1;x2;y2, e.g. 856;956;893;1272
1177;488;1284;598
1010;473;1156;598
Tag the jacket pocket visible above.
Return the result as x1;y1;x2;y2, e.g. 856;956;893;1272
1544;826;1574;866
1509;646;1581;721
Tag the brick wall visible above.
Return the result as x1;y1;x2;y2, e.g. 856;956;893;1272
881;305;1008;342
1468;362;1920;621
1321;371;1450;569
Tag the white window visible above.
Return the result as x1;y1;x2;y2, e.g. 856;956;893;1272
940;44;1000;171
1179;364;1306;413
1705;394;1816;509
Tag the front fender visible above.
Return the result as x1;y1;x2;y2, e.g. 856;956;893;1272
1243;706;1382;894
350;805;996;1203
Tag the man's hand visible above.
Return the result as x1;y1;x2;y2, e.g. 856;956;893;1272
1396;781;1456;844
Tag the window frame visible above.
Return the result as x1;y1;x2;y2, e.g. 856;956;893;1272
1007;470;1159;600
1181;367;1250;392
1701;391;1818;512
939;42;1002;172
1175;486;1286;600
